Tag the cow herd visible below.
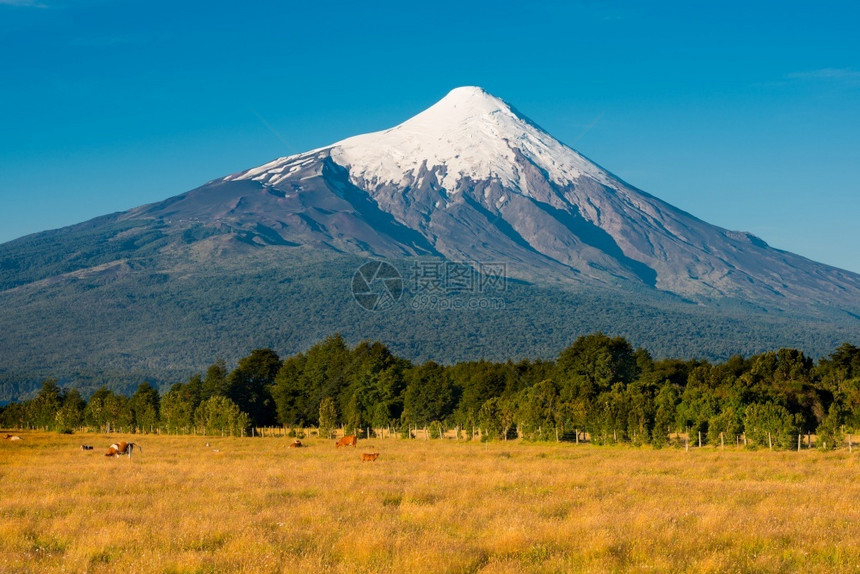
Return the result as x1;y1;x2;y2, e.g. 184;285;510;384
8;432;380;462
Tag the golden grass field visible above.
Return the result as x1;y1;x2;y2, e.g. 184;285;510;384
1;432;859;573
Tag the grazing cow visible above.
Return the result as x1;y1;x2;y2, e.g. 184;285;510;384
105;441;140;457
5;434;22;441
80;445;94;450
361;452;380;462
335;435;357;448
288;439;303;448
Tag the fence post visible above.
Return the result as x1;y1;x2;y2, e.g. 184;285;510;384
698;431;702;448
768;432;772;450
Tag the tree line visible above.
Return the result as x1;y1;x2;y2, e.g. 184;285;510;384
2;333;859;449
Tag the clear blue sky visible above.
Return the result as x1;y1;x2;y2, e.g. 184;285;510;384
2;0;859;273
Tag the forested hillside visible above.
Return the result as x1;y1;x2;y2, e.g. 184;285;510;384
2;243;856;402
3;334;859;450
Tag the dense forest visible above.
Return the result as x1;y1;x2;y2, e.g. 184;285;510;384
2;333;859;450
3;241;857;403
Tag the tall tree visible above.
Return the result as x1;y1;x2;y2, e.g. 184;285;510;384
271;354;308;425
652;382;680;447
450;361;507;429
226;348;281;427
340;341;408;431
130;382;161;432
55;387;86;431
271;334;351;425
161;381;198;433
556;333;640;398
85;386;113;431
194;396;249;436
28;378;62;430
201;359;229;400
516;379;561;441
318;396;338;439
402;362;455;426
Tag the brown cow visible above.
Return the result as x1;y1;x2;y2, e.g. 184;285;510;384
105;441;140;457
361;452;380;462
335;435;357;448
288;440;303;448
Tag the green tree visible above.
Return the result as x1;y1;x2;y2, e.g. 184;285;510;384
816;343;860;432
589;383;630;445
339;341;408;432
194;396;249;436
84;386;113;431
478;396;517;440
815;406;844;450
676;364;721;444
402;362;455;426
707;406;743;446
55;387;86;432
318;396;337;439
226;348;281;427
556;333;640;399
201;359;229;400
743;402;800;450
28;378;62;430
160;381;199;433
516;379;561;441
103;392;134;432
625;380;654;444
652;382;680;448
450;360;507;429
271;334;351;426
129;382;160;432
271;354;307;425
0;401;27;429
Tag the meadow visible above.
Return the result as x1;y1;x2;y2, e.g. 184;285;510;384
1;432;858;573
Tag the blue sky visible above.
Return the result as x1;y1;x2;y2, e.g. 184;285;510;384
1;0;859;272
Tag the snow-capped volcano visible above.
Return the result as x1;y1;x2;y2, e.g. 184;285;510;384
235;86;611;201
144;86;859;309
330;86;613;193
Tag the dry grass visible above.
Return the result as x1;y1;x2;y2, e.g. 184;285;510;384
1;432;859;573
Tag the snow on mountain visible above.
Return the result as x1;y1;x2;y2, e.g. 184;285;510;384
330;86;613;195
228;86;612;195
